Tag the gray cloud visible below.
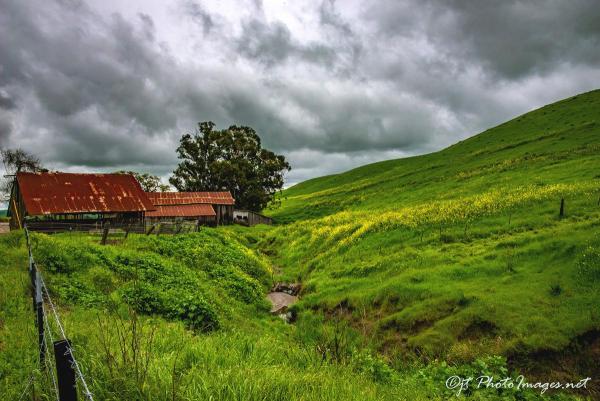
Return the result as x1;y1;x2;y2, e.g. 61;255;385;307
181;1;214;35
0;0;599;191
365;0;600;80
236;19;336;67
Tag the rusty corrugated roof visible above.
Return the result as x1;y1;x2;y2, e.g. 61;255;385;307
146;191;235;205
17;172;156;216
146;204;216;218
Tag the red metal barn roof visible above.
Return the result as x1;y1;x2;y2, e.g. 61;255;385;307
146;191;235;205
146;204;216;218
17;172;156;215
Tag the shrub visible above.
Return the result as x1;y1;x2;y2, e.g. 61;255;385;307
121;282;164;315
166;293;219;332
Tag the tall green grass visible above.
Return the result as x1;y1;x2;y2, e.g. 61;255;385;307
0;230;583;400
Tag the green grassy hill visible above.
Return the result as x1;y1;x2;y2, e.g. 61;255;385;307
262;90;600;388
269;90;599;222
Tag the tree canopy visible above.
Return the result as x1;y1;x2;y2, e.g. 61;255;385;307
1;148;44;201
114;171;170;192
169;122;290;211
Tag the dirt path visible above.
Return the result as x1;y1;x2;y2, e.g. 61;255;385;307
0;223;9;235
267;292;298;314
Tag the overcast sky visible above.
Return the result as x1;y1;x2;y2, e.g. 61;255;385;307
1;0;599;190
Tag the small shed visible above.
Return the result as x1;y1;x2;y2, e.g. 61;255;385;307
8;172;155;232
233;210;273;226
145;191;235;225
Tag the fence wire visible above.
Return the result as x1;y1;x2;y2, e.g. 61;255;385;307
24;226;95;401
41;276;94;401
17;375;35;401
42;308;61;401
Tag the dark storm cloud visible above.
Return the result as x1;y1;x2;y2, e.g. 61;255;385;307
0;0;183;173
0;91;16;110
365;0;600;80
0;0;599;187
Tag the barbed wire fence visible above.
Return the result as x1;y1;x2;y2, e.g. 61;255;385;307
21;226;94;401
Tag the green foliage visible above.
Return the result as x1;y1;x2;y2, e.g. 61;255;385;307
170;121;291;211
351;349;397;384
31;231;271;332
168;292;220;331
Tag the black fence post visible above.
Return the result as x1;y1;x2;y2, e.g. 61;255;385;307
35;271;46;368
54;339;78;401
146;224;156;235
30;261;37;312
559;198;565;218
100;224;110;245
25;226;32;260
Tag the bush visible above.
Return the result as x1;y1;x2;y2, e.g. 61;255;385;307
166;292;220;332
121;282;164;315
30;231;269;333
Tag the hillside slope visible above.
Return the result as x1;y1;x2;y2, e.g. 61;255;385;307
269;90;599;222
262;90;600;389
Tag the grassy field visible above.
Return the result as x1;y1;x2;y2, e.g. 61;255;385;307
1;230;547;401
259;90;600;392
0;230;417;400
1;90;598;400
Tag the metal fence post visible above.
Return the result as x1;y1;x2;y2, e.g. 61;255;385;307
35;271;46;368
54;339;78;401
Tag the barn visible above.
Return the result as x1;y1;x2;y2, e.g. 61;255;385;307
233;210;273;226
145;191;235;226
7;172;155;232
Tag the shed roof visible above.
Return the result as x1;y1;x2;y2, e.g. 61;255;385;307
16;172;155;216
146;191;235;205
146;204;216;218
